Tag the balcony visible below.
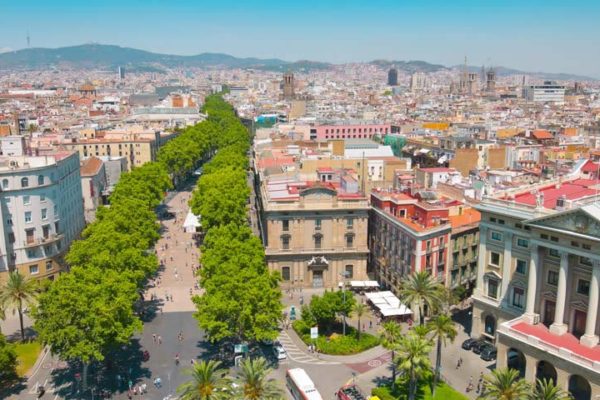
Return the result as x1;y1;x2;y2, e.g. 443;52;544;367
22;233;64;248
498;317;600;373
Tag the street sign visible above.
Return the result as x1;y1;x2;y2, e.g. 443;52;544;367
234;344;249;354
310;326;318;339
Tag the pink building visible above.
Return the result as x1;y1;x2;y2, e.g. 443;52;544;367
311;122;391;141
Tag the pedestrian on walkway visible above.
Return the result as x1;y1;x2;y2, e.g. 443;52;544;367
152;333;157;343
158;335;162;345
369;320;373;329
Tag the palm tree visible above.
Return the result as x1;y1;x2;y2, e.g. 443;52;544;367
399;271;444;325
234;357;283;400
352;302;368;339
0;271;38;341
483;368;531;400
395;332;433;400
427;314;457;396
0;303;5;334
177;360;230;400
530;378;571;400
380;321;402;388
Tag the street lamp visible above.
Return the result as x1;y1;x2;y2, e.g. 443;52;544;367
339;271;350;335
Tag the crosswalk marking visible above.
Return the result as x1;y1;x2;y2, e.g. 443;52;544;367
277;331;339;365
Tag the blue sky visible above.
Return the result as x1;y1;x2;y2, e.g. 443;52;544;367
1;0;599;77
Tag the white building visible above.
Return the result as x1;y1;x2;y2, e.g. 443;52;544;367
523;81;566;104
0;152;85;282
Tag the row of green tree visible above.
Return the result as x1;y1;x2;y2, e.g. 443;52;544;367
29;95;231;389
189;97;282;344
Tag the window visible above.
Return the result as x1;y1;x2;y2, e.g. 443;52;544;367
345;265;354;279
27;249;36;258
281;235;290;250
580;256;592;266
498;219;505;225
582;244;591;250
516;238;529;248
512;287;525;308
550;236;559;242
29;264;39;275
281;266;290;281
346;218;353;229
439;236;444;247
23;195;30;205
346;234;354;248
491;231;503;241
24;211;32;223
490;251;501;266
541;234;549;240
21;177;29;188
490;217;497;223
8;232;15;244
282;219;289;232
577;279;590;296
54;204;58;216
548;248;560;258
40;194;46;202
38;175;44;185
41;208;48;220
516;259;527;275
515;223;523;229
548;270;559;286
314;234;322;249
2;179;8;189
315;219;321;230
488;279;499;299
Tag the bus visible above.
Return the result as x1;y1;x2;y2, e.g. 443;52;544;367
286;368;323;400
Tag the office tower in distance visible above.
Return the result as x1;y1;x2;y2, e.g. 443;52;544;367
387;68;398;86
118;66;125;80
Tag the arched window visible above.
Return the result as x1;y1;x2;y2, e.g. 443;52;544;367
21;177;29;188
2;179;8;189
38;175;44;185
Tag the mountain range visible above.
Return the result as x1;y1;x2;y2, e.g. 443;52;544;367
0;44;595;81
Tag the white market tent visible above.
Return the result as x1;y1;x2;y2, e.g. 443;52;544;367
183;210;201;233
349;280;380;288
365;291;412;317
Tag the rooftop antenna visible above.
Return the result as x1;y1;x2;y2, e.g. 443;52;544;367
26;31;30;48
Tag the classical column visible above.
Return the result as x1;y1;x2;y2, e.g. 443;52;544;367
475;226;488;296
523;244;540;324
550;252;569;335
581;262;600;347
501;232;513;307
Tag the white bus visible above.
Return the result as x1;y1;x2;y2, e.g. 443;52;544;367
286;368;323;400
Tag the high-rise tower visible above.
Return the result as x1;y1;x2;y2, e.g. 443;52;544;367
387;68;398;86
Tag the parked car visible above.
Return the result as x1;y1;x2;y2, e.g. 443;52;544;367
481;346;497;361
472;340;491;354
273;345;287;360
461;338;478;350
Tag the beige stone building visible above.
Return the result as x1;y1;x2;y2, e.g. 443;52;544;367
471;183;600;399
259;174;369;289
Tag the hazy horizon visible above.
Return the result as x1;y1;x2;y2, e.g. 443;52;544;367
1;0;599;78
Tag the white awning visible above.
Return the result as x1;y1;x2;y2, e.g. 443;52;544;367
365;291;412;317
350;280;380;288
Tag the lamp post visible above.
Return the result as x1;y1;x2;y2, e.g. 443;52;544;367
339;271;349;335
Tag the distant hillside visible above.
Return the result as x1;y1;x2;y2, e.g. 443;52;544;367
0;44;594;80
0;44;329;71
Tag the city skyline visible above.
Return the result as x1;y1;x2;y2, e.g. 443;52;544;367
1;0;599;78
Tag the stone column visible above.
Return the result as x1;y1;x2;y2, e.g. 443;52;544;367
501;232;513;307
581;261;600;347
550;252;569;335
524;244;540;324
475;226;488;296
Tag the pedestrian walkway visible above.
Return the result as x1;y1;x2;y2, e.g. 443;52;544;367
277;330;339;365
147;189;200;313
